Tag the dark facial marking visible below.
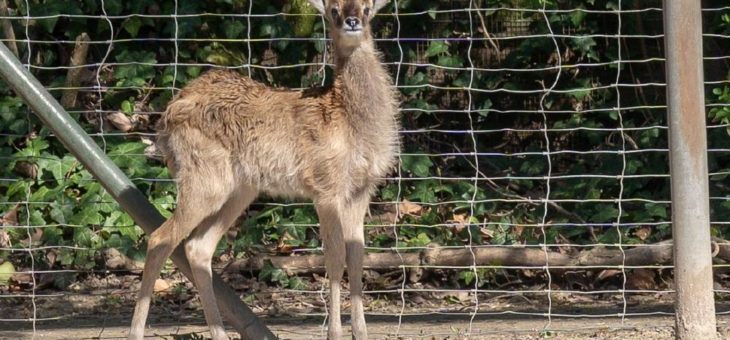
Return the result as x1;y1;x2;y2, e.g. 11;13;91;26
343;1;363;18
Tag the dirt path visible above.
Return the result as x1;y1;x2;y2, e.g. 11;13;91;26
3;274;730;339
3;313;730;339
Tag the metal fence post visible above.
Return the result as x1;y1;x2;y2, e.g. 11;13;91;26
663;1;717;339
0;41;276;340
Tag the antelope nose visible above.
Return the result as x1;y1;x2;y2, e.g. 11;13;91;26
345;17;360;29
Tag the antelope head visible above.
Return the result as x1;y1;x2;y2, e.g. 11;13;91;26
307;0;389;52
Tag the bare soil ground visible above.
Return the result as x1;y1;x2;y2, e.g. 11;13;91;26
2;273;730;339
2;312;730;339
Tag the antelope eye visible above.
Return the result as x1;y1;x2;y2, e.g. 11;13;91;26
364;7;371;17
330;8;339;18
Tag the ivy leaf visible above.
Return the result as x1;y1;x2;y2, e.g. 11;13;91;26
401;154;433;177
437;55;464;68
408;232;432;247
29;209;46;226
591;204;619;223
459;270;476;285
50;156;78;181
104;0;123;15
50;202;75;225
122;17;144;37
152;195;176;219
121;100;134;114
43;226;64;245
573;37;597;57
73;227;94;247
223;20;245;39
425;40;449;58
29;185;52;202
286;276;307;290
58;248;75;266
571;8;587;27
6;181;31;199
380;184;399;201
259;260;288;284
644;203;668;219
14;138;49;160
186;66;202;78
30;0;80;33
113;51;158;87
70;206;103;226
108;142;148;175
409;180;438;203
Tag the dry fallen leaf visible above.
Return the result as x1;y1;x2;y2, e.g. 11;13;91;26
479;226;494;239
131;113;150;130
103;248;144;270
20;228;43;247
513;225;525;237
46;250;57;268
452;213;467;223
276;231;296;254
432;290;471;304
596;269;623;282
633;226;652;241
10;271;32;286
106;111;134;132
365;212;397;225
153;278;171;294
13;161;37;179
144;143;162;161
448;213;469;234
0;230;11;248
626;269;656;290
398;199;422;216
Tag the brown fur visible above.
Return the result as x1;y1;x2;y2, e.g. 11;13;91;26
128;1;399;339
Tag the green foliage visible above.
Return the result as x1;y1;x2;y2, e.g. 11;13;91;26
259;260;308;289
0;0;728;282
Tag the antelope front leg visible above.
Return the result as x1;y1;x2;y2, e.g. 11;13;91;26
345;197;369;340
316;202;346;340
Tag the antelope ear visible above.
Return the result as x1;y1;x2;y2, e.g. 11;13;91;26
373;0;389;13
306;0;326;14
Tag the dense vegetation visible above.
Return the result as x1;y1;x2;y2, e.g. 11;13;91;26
0;0;728;290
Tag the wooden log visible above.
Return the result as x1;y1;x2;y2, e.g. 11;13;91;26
574;240;674;266
422;246;571;267
225;239;705;276
713;237;730;262
61;33;90;108
226;252;421;275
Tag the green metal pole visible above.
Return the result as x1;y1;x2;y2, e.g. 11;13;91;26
0;42;276;340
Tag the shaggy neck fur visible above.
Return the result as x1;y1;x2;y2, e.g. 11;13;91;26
333;39;398;137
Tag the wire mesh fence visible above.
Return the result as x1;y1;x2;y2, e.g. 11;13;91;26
0;0;729;338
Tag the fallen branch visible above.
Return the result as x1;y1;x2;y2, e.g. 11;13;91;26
61;33;90;108
226;239;730;276
0;0;17;58
226;251;422;275
713;237;730;262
